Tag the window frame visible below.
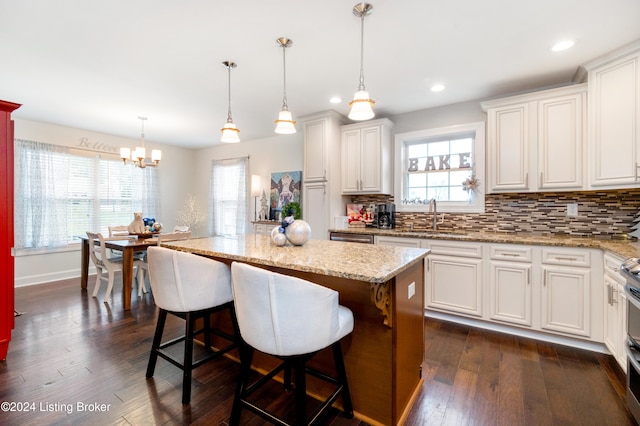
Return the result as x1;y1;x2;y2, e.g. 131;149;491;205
394;121;485;214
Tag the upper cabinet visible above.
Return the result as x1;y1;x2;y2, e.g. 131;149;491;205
584;44;640;188
482;84;586;193
303;111;345;183
341;118;393;195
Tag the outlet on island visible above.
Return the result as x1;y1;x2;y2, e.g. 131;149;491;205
567;203;578;217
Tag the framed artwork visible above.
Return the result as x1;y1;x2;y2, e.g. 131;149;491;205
270;171;302;220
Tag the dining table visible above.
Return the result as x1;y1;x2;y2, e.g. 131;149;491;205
79;235;157;310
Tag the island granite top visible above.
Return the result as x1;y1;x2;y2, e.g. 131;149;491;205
161;234;430;284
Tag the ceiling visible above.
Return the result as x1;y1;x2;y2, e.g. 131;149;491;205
1;0;639;149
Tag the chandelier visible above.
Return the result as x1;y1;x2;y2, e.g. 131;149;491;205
120;116;161;168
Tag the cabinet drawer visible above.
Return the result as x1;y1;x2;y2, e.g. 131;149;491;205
541;247;591;267
490;245;532;262
604;253;623;276
426;240;483;258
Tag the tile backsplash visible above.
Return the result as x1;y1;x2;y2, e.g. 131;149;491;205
349;189;640;239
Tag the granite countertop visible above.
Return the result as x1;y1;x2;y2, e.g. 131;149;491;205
161;234;430;283
330;227;640;260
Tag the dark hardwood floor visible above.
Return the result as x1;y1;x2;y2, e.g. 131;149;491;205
0;276;636;425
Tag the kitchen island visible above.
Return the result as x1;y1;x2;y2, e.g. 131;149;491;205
161;234;430;426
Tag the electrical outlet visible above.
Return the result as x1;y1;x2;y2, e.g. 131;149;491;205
408;282;415;299
567;203;578;217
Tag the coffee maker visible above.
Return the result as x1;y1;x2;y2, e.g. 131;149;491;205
376;203;395;229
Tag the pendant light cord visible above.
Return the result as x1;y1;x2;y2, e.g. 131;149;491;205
281;44;289;111
358;13;366;91
227;65;233;122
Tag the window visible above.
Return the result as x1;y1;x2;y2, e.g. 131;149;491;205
210;157;248;235
14;139;160;250
394;122;485;213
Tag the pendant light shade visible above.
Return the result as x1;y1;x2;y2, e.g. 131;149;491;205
221;61;240;143
274;37;296;134
348;2;375;121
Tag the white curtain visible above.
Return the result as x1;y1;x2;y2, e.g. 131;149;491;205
14;139;71;248
210;157;248;235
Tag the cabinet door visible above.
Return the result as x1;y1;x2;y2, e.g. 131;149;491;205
603;275;620;358
359;126;382;192
426;255;483;317
589;51;640;187
538;93;584;189
489;261;532;326
302;182;329;240
617;283;628;373
341;129;361;193
303;119;328;182
487;103;530;192
541;266;591;337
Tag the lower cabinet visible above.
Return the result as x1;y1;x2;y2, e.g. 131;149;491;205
489;245;533;327
604;253;627;372
424;240;484;317
375;236;611;348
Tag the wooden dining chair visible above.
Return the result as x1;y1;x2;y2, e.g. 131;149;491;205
136;231;192;287
86;231;144;303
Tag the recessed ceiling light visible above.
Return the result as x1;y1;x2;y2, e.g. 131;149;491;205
431;84;445;92
330;96;342;104
551;40;575;52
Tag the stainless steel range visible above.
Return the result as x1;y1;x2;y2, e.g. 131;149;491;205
619;257;640;422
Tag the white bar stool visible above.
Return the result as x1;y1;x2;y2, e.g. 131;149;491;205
229;261;354;426
145;246;239;405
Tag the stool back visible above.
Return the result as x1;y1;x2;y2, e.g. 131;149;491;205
147;246;232;312
231;262;346;356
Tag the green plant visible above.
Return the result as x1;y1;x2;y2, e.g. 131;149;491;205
283;202;301;219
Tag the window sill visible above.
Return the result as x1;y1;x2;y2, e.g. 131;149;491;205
14;243;81;257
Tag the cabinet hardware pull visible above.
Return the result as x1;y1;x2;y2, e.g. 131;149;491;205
607;284;612;305
502;253;521;257
612;286;618;304
525;173;529;189
554;257;577;262
636;163;639;182
540;172;543;188
527;269;530;285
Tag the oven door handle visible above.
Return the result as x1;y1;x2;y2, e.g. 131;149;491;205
625;284;640;311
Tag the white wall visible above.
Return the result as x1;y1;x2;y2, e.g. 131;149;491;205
192;133;304;235
13;118;197;286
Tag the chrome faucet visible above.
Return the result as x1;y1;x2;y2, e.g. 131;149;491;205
429;198;438;231
429;198;445;231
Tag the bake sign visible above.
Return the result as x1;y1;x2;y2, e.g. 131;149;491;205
407;152;472;173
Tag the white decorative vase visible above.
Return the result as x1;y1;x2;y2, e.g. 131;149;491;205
285;220;311;246
271;226;287;246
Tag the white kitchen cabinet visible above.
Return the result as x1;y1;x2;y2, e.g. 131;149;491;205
300;111;346;239
603;253;627;372
482;84;586;193
540;248;598;339
425;240;484;317
488;245;533;327
341;118;393;194
584;44;640;188
375;235;424;248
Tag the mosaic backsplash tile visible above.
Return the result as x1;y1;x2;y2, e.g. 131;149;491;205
349;189;640;239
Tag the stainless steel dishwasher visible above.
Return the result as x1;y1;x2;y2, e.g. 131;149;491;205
329;231;374;244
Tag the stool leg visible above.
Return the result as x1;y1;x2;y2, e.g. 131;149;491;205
182;312;195;405
284;361;292;391
230;343;254;426
146;309;167;378
294;357;307;425
203;313;212;352
332;342;353;418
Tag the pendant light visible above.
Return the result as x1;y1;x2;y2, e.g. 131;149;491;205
348;2;375;121
221;61;240;143
274;37;296;134
120;116;161;168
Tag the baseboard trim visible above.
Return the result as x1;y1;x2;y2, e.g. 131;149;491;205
425;309;609;355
